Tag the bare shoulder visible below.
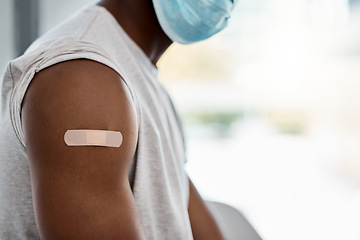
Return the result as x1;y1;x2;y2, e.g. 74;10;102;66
22;58;138;174
21;59;142;239
22;59;136;131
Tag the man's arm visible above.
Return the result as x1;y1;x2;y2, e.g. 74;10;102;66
22;60;146;240
188;178;226;240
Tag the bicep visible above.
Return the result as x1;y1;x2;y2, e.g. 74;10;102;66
22;60;144;240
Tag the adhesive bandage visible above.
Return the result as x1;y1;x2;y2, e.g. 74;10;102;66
64;130;123;147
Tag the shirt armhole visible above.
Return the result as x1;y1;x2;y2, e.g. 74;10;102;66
10;41;140;149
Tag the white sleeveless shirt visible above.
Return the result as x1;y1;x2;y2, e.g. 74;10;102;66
0;5;193;240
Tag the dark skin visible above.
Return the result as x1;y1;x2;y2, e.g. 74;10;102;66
97;0;171;65
21;0;225;239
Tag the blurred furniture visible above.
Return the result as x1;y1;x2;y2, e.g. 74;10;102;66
206;201;262;240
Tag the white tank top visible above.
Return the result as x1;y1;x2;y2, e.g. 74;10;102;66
0;4;193;240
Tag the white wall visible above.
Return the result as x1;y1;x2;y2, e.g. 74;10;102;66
0;0;15;74
39;0;98;34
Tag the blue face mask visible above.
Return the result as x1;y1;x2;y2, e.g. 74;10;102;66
152;0;238;44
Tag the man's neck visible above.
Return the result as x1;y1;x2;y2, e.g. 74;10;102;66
97;0;173;65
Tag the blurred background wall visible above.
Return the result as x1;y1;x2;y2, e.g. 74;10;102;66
1;0;360;240
159;1;360;239
0;0;15;73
